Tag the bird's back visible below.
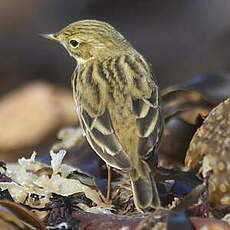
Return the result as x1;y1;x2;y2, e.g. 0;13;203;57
72;52;162;173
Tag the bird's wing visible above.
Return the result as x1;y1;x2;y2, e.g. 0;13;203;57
123;54;163;159
133;86;163;159
73;55;162;169
72;61;132;170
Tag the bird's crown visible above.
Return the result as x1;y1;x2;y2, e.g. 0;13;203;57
43;20;133;63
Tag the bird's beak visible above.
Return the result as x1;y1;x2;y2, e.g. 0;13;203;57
40;33;59;42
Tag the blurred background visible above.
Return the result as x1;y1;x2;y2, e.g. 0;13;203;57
1;0;230;161
1;0;230;94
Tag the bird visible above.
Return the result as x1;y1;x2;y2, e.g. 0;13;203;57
42;19;163;212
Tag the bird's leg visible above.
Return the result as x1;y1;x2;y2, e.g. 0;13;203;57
106;164;112;203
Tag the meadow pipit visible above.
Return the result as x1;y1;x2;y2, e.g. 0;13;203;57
43;20;163;211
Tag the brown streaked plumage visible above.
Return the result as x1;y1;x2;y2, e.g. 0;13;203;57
43;19;163;211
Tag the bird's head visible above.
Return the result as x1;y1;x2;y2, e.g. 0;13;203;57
42;20;132;64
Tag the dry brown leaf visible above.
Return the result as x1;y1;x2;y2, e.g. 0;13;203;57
0;200;45;230
0;81;76;161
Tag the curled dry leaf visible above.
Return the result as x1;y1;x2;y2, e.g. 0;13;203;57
161;88;213;123
159;87;213;168
0;200;45;230
159;73;230;168
0;81;76;161
185;97;230;206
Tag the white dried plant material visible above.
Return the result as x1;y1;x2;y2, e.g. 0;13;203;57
6;152;46;186
18;151;36;166
50;149;66;173
58;164;77;178
16;151;46;172
6;164;37;186
0;181;49;208
52;127;85;152
49;150;84;180
34;174;109;208
57;127;82;146
0;150;110;210
0;182;27;203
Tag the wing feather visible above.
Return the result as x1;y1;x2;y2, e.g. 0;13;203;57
79;105;131;170
132;98;150;118
125;55;163;158
136;107;159;138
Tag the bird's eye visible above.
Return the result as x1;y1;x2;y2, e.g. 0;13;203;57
69;40;79;48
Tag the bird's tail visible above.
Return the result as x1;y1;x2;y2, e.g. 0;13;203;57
129;160;161;212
